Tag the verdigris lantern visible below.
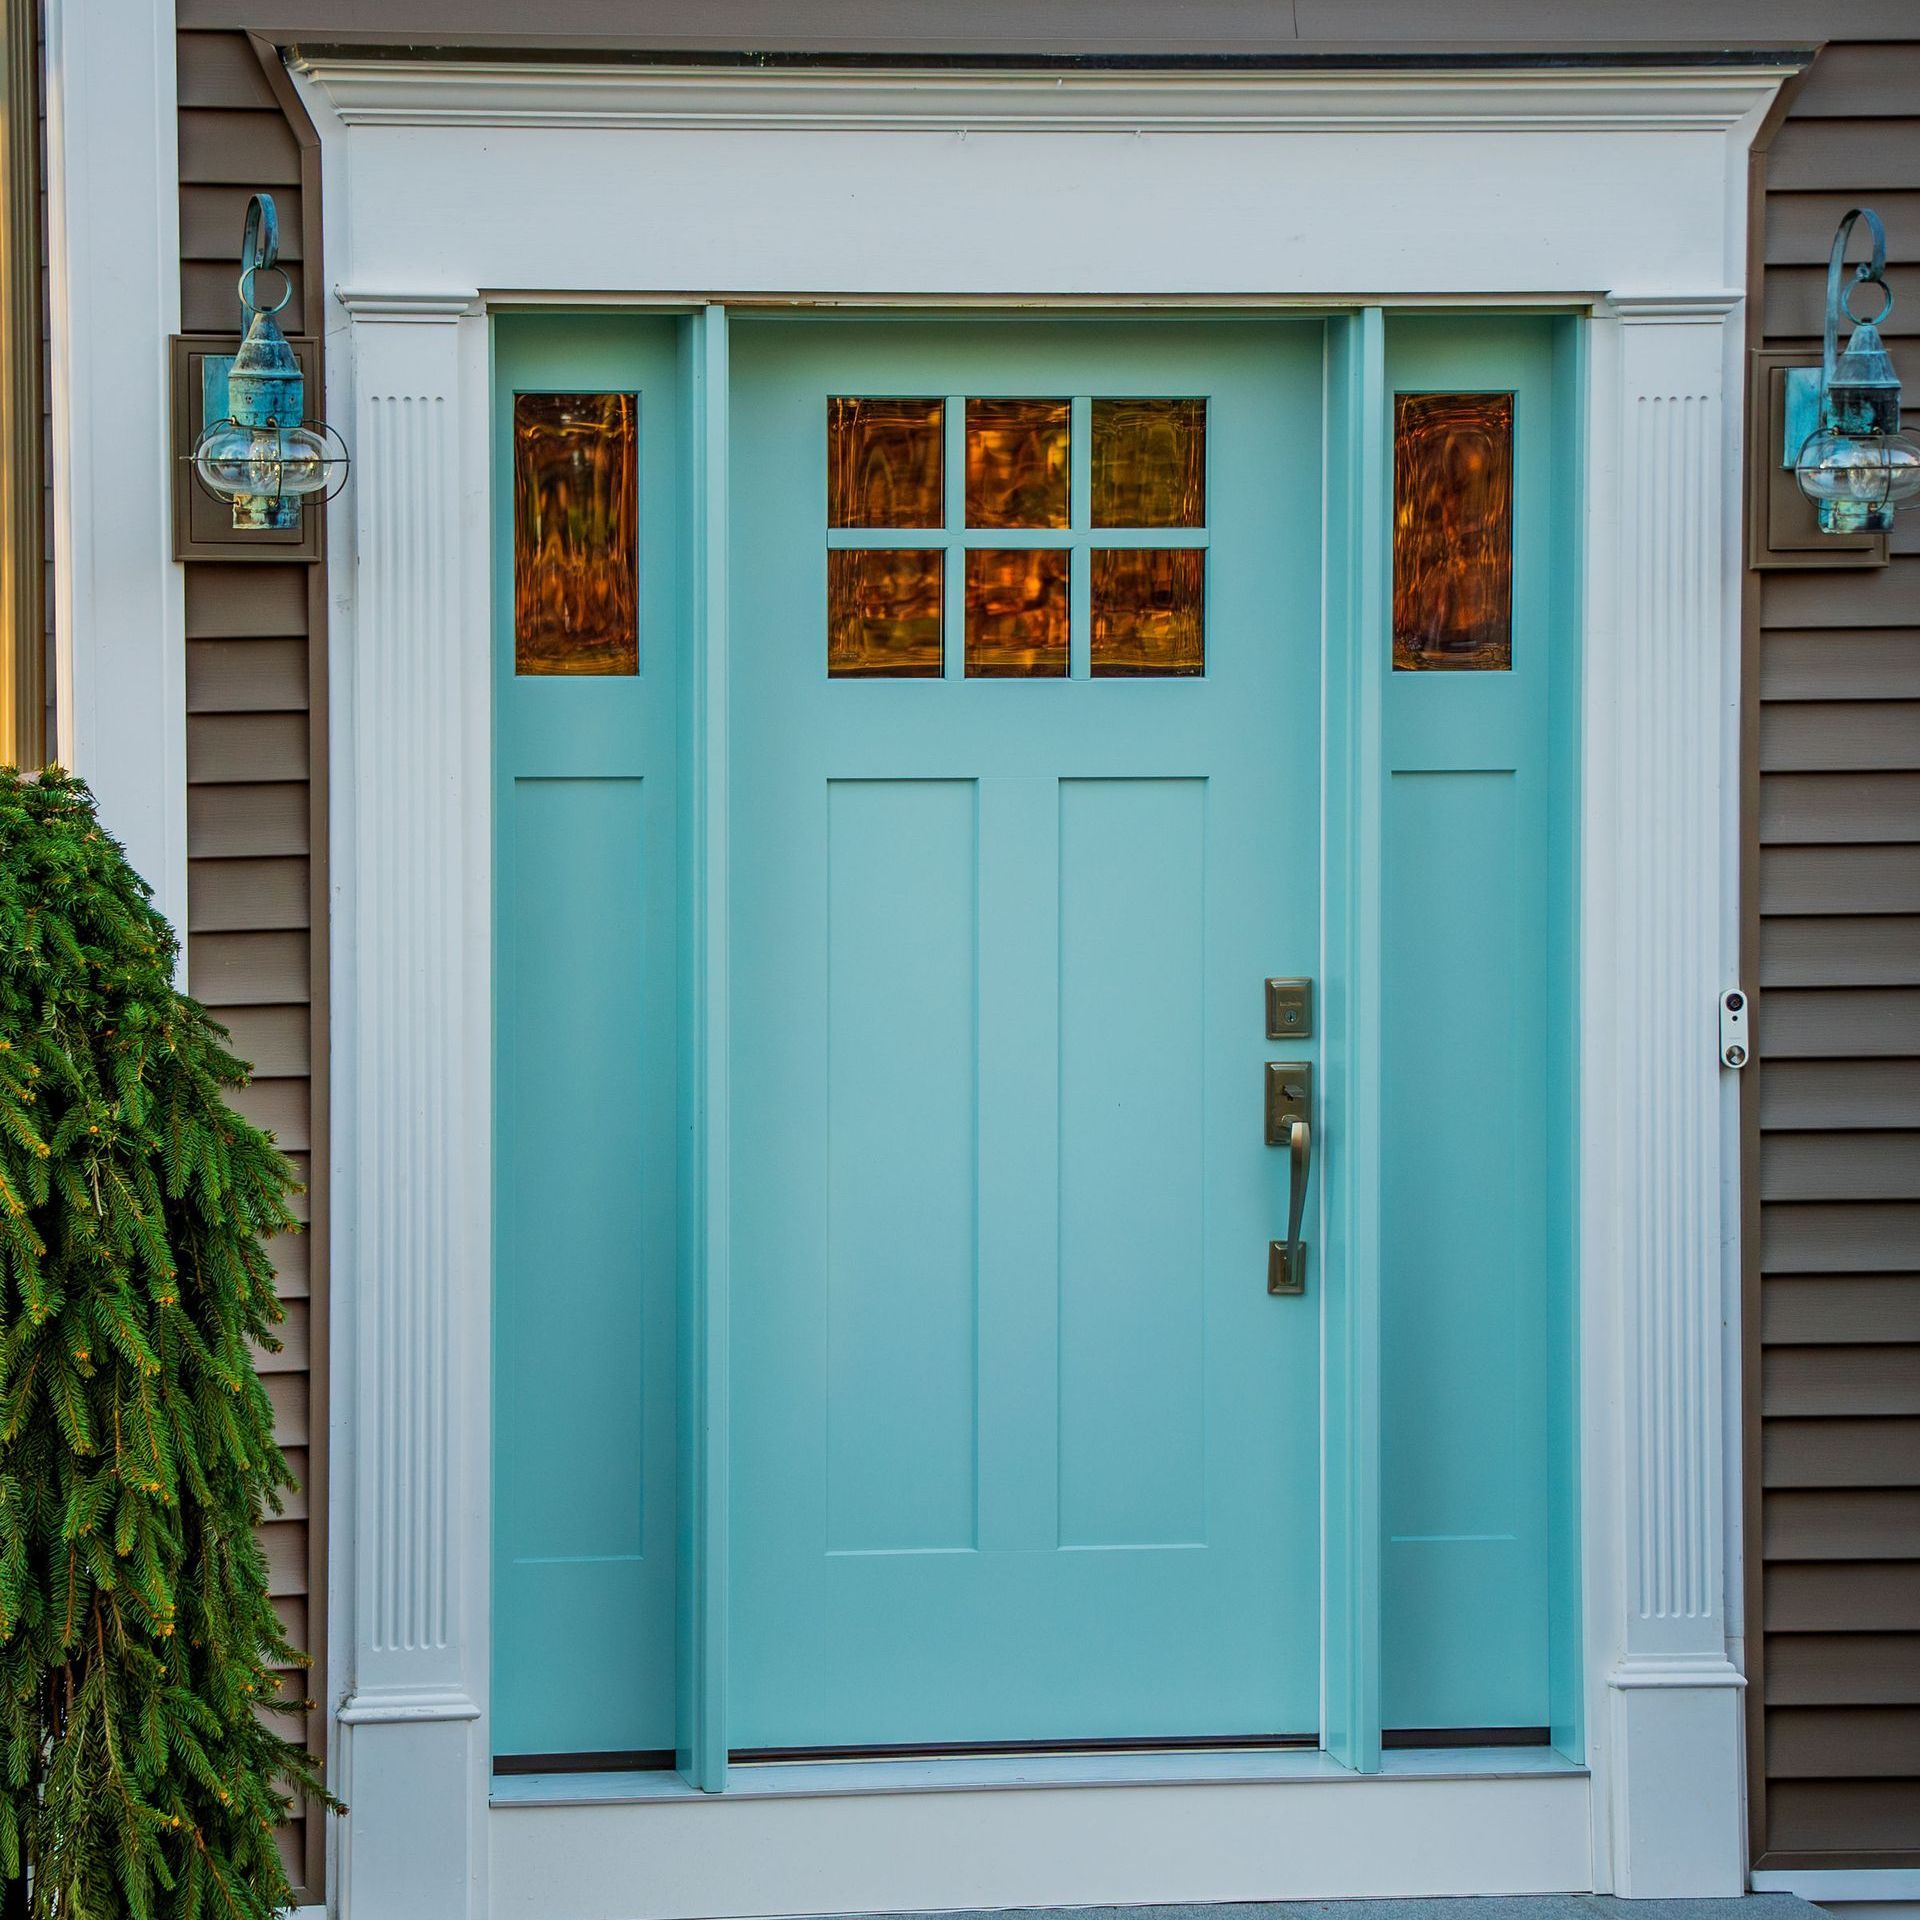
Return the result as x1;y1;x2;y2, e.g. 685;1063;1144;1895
191;193;347;528
1786;207;1920;534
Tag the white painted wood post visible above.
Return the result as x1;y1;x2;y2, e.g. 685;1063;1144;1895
1590;294;1748;1897
331;290;491;1920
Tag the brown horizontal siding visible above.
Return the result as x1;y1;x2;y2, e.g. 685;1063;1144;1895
189;928;311;1003
175;33;327;1901
1760;1132;1920;1200
1765;1491;1920;1559
1759;773;1920;843
1764;1277;1920;1344
1769;1777;1920;1854
1760;989;1920;1055
1765;1631;1920;1702
1751;39;1920;1869
1766;1558;1920;1626
1759;915;1920;986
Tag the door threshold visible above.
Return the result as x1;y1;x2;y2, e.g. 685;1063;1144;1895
490;1743;1583;1807
729;1734;1319;1766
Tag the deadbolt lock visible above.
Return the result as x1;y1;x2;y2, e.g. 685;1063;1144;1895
1265;977;1313;1041
1265;1061;1312;1147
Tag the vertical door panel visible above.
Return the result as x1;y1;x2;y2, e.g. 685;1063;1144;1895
1378;314;1578;1741
492;315;685;1760
825;778;980;1554
1057;776;1208;1549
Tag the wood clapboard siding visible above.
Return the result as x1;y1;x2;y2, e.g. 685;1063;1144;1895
1752;42;1920;1867
175;33;328;1901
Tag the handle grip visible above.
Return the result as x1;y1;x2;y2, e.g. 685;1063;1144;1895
1269;1116;1310;1296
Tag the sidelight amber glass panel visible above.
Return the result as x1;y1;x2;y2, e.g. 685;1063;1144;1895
965;548;1069;677
513;392;639;675
828;548;945;677
828;397;945;529
1092;398;1206;528
965;399;1070;529
1392;392;1514;671
1090;548;1205;677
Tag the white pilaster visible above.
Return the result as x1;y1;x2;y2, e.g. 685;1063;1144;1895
330;289;490;1920
1588;293;1747;1898
42;0;185;938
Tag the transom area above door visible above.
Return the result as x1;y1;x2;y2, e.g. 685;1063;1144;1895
826;393;1210;679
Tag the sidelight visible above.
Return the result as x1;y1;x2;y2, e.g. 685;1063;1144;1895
512;392;640;675
1391;391;1514;672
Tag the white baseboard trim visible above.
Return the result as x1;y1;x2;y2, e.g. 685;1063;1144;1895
492;1771;1592;1919
1753;1870;1920;1902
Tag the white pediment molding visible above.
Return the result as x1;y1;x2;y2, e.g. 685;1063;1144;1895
294;56;1795;136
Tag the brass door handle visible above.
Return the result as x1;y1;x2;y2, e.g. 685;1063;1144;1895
1269;1117;1310;1296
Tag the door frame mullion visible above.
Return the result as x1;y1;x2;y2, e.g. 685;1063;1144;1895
680;301;733;1794
1318;306;1388;1776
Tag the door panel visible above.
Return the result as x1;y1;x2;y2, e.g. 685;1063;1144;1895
1378;314;1575;1738
727;318;1324;1749
492;315;683;1760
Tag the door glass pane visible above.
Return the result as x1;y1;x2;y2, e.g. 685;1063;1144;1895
828;548;944;677
1392;391;1514;671
513;392;639;676
829;397;945;530
1092;398;1206;528
965;548;1069;677
966;399;1070;529
1090;548;1205;677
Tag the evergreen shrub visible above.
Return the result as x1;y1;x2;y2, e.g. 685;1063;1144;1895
0;769;332;1920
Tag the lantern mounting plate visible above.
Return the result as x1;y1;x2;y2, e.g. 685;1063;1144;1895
1781;363;1824;470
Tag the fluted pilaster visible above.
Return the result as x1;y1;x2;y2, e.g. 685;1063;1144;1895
1593;294;1746;1896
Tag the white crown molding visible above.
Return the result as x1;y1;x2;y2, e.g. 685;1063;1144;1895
293;57;1796;136
336;287;481;321
1608;292;1745;322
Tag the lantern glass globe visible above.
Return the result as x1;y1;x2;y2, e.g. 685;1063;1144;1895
1794;427;1920;510
194;421;335;501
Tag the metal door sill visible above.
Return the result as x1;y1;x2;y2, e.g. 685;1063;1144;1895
489;1743;1584;1807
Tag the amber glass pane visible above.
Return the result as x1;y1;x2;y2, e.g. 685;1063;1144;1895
513;392;638;675
1090;548;1205;677
965;549;1069;678
828;548;944;677
828;397;944;529
1392;392;1514;671
1092;398;1206;528
965;399;1070;529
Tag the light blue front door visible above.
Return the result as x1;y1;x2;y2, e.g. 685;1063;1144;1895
727;318;1326;1750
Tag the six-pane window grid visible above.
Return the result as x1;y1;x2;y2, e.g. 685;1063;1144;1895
826;396;1209;679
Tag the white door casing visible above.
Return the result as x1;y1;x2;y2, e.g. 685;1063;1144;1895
292;57;1788;1919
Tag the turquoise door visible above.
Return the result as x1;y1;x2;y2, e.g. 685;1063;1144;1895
728;318;1326;1750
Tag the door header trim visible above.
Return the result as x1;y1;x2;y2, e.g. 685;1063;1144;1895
296;55;1793;134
